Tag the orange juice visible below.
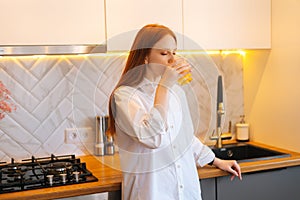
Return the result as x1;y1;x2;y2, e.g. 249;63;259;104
178;72;192;85
174;56;192;85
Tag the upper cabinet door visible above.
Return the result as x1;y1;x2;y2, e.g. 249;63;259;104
106;0;183;51
0;0;106;45
183;0;271;50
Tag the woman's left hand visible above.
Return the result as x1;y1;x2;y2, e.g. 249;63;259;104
212;157;242;181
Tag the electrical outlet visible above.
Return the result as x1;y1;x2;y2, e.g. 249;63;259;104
65;127;93;144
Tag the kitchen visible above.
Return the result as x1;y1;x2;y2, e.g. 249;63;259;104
0;0;300;199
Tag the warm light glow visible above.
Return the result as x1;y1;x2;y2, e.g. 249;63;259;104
205;50;221;55
220;50;246;56
177;50;246;56
0;50;246;58
32;55;47;58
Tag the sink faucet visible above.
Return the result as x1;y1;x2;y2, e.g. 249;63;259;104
210;75;232;148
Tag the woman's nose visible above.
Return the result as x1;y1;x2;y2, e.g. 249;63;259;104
168;54;175;64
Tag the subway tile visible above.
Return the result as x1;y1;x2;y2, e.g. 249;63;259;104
41;119;70;154
0;57;38;90
15;56;39;70
77;58;102;84
30;56;59;79
32;100;72;143
0;116;38;145
32;78;73;121
0;53;244;159
31;59;73;101
8;103;40;133
0;134;31;160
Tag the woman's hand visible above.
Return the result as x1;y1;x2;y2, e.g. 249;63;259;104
159;56;191;88
155;56;192;123
159;64;179;88
212;157;242;181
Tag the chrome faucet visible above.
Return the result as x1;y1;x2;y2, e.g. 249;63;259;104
210;76;232;148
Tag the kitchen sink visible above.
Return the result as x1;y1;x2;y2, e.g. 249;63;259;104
211;143;290;162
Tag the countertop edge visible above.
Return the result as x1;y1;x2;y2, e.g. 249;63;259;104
1;141;300;199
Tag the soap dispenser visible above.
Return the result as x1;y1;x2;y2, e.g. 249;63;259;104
236;115;249;142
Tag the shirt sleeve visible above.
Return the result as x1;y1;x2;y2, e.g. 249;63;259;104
192;136;215;167
113;86;168;149
173;85;215;167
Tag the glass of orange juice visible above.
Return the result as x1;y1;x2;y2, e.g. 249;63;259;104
174;55;192;85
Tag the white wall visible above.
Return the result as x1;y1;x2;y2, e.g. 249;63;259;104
244;0;300;152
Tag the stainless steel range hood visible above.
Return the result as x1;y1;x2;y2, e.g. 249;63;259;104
0;44;107;56
1;0;107;56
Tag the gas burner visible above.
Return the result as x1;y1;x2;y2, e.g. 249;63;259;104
2;167;27;183
46;161;73;174
0;154;97;194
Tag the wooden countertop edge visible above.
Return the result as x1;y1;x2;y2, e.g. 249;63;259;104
0;182;122;200
1;142;300;199
198;156;300;179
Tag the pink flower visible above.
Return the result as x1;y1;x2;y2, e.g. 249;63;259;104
0;81;16;120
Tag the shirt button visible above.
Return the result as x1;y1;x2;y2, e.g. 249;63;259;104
170;125;174;129
173;145;176;149
177;165;181;168
180;185;184;189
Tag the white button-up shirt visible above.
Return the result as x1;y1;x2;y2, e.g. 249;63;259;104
112;78;215;200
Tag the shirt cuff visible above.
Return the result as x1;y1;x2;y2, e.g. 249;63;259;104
196;146;216;167
208;157;215;166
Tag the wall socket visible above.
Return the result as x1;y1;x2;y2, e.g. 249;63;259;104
65;127;93;144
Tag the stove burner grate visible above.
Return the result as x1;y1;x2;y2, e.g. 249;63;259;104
0;154;98;194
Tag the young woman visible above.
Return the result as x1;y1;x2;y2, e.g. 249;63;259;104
109;24;242;200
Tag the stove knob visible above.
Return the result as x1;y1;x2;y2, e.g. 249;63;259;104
73;171;80;182
47;175;54;186
60;173;67;184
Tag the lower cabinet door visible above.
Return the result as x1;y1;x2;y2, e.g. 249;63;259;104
216;166;300;200
57;191;121;200
200;178;216;200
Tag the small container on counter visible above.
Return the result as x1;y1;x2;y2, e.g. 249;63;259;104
95;115;109;156
105;135;115;155
95;115;116;156
236;115;249;142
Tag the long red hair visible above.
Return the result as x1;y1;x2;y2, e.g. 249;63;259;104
108;24;177;136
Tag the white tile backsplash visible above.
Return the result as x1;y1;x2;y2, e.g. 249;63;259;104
0;53;244;161
1;57;39;90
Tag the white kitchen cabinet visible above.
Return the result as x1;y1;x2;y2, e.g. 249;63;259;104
105;0;183;51
183;0;271;50
0;0;106;45
1;0;270;53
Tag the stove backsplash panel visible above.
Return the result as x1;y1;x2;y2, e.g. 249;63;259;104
0;53;244;161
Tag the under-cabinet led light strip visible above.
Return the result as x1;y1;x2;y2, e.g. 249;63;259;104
0;50;246;58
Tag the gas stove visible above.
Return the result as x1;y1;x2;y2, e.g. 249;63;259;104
0;154;98;194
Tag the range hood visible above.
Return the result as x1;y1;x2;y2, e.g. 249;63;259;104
1;0;107;56
0;44;107;56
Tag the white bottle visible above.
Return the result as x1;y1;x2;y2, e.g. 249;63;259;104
236;115;249;142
